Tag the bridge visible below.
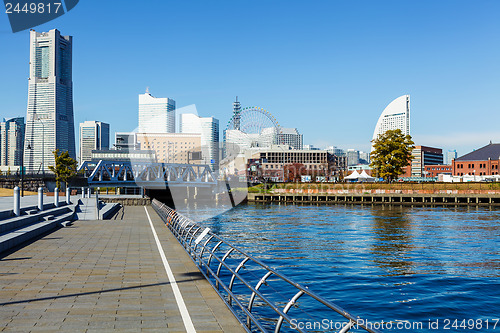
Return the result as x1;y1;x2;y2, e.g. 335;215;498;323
78;160;217;188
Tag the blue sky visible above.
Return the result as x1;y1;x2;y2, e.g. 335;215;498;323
1;0;499;156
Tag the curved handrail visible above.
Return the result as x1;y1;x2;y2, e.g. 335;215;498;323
152;199;382;333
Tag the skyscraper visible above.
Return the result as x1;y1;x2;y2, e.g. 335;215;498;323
180;113;219;170
0;117;25;167
372;95;410;148
79;121;110;165
24;29;76;173
138;90;175;133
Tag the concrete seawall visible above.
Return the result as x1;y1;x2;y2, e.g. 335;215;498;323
248;192;500;207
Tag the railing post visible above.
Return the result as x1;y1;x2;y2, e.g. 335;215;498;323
13;186;20;216
54;187;59;207
87;187;91;198
38;187;43;211
66;187;70;204
81;187;85;199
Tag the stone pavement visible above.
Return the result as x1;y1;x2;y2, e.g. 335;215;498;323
0;206;245;332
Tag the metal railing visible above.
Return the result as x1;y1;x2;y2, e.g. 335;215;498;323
151;199;382;333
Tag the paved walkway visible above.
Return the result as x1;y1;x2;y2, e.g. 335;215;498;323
0;206;245;332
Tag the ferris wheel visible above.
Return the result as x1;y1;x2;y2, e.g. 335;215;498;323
223;106;283;155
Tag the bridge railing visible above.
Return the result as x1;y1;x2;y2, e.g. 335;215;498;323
151;199;383;333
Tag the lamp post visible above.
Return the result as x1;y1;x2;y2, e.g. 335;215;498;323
24;140;34;197
17;128;24;197
37;118;45;177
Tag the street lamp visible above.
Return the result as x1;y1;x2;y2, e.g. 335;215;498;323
36;117;45;177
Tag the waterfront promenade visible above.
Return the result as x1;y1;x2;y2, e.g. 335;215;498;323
0;205;244;332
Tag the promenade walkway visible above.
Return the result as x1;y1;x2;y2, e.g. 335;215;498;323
0;206;245;332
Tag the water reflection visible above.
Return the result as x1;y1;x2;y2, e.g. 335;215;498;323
370;206;416;276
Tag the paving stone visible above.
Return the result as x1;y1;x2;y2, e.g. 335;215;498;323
0;206;244;332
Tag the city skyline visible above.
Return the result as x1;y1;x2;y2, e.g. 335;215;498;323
1;1;500;157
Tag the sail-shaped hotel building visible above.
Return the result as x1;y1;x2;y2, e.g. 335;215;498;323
372;95;410;146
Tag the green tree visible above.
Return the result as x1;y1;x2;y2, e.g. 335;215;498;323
48;149;78;189
370;129;414;182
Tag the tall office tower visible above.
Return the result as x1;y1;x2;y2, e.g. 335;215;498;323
138;90;175;133
372;95;410;149
24;29;76;173
0;117;25;166
446;150;457;164
79;121;110;165
180;113;219;170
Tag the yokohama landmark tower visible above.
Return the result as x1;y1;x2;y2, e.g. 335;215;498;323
24;29;76;173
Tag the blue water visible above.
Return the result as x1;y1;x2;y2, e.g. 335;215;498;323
179;203;500;332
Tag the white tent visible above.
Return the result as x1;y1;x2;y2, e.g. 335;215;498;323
358;170;376;182
344;170;360;180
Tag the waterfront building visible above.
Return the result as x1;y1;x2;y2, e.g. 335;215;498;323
372;95;410;149
446;150;458;164
24;29;76;173
452;143;500;176
136;133;202;164
79;121;109;165
180;113;219;170
402;145;444;177
424;164;452;178
0;117;25;167
221;145;344;182
138;90;175;133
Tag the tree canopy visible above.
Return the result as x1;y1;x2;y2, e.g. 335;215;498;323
370;129;414;182
48;149;78;189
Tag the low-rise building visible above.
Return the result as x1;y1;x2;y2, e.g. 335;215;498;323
424;164;452;178
452;143;500;176
221;145;346;182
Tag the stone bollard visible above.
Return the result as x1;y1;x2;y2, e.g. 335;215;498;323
14;186;20;216
38;187;44;211
54;187;59;207
87;187;91;198
66;187;71;204
81;187;85;199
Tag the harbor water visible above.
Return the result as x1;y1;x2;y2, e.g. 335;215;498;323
179;203;500;332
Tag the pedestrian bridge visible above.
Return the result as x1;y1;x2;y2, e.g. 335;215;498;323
78;160;217;188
